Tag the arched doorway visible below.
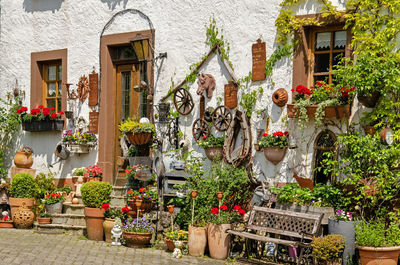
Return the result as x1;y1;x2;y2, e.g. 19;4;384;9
313;130;336;185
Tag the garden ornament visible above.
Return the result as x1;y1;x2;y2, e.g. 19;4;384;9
75;176;84;197
139;117;150;124
172;240;183;259
54;142;70;160
76;116;88;131
111;217;122;246
197;73;216;98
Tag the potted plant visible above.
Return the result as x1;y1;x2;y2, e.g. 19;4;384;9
198;134;224;161
42;192;65;214
13;146;34;169
118;117;155;146
355;221;400;265
258;131;288;165
0;215;13;228
311;234;345;265
102;203;126;243
62;130;97;154
37;212;51;225
81;181;112;241
72;167;88;187
84;164;103;181
17;105;64;131
328;209;356;265
9;173;36;217
122;216;154;248
207;204;245;260
164;230;188;252
127;187;157;213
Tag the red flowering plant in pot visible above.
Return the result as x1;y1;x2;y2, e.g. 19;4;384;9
102;203;127;243
127;188;157;213
42;192;65;214
84;164;103;181
198;134;225;161
17;105;65;131
258;131;289;165
0;215;13;228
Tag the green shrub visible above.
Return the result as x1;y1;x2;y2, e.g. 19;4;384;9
311;234;345;261
81;181;112;208
10;173;36;198
356;221;400;247
34;172;56;200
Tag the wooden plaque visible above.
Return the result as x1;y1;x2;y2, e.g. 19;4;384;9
89;70;98;106
252;39;266;81
224;82;238;109
89;111;99;134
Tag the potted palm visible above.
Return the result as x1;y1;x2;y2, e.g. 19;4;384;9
118;117;155;146
9;173;36;217
13;146;34;169
81;181;112;241
258;131;288;165
311;234;345;265
122;216;154;248
42;192;65;214
198;134;224;161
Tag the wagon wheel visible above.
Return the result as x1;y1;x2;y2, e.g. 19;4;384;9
174;88;194;115
192;118;210;142
212;105;232;131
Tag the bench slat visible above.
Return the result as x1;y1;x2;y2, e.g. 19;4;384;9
227;230;299;247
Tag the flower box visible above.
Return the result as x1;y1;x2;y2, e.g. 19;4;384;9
22;120;64;132
67;143;95;154
287;104;350;119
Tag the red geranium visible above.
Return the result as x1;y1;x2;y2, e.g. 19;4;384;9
51;113;58;119
203;135;207;140
262;132;268;137
42;108;50;116
139;187;147;193
210;208;219;215
233;205;241;211
101;203;110;211
38;105;44;109
50;107;55;111
220;204;228;211
238;209;246;215
58;111;64;115
121;205;130;213
3;216;9;221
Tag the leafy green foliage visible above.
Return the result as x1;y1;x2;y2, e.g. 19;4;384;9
34;172;56;200
311;234;345;261
355;221;400;247
197;134;224;148
258;131;288;148
206;16;232;68
56;185;73;195
264;43;293;82
81;181;112;208
10;173;36;198
239;86;264;117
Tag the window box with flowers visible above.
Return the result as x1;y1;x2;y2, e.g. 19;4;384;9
287;82;353;129
258;131;289;165
127;187;157;214
118;118;156;146
17;105;65;132
62;130;97;154
42;192;65;214
198;134;225;161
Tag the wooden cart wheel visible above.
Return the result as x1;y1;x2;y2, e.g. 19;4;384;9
192;118;210;142
173;88;194;115
212;105;233;131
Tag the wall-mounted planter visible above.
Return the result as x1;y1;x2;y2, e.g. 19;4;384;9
126;132;152;146
357;91;381;108
66;143;95;154
204;146;224;161
287;104;350;119
263;146;287;165
22;120;64;132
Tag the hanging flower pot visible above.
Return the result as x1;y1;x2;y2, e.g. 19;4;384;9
126;132;152;146
272;88;288;107
204;146;224;161
357;91;381;108
263;147;287;165
287;104;350;119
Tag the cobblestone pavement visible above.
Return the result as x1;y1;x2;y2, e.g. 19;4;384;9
0;229;247;265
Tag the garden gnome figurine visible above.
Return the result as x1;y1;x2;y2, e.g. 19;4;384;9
111;217;122;246
172;240;183;259
75;176;84;196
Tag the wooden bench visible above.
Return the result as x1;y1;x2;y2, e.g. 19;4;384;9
227;206;323;264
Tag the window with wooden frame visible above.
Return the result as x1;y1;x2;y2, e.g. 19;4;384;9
42;61;62;112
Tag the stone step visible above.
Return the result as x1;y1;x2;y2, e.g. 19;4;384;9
63;203;85;215
110;195;127;207
51;213;86;226
34;223;86;236
111;186;127;197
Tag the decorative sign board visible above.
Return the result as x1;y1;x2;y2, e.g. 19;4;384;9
89;70;98;106
89;111;99;134
252;39;266;81
224;82;238;109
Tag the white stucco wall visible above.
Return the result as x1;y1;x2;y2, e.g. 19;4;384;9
1;0;359;183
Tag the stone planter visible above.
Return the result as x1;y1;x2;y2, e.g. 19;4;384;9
13;151;33;169
357;245;400;265
287;104;350;119
37;217;51;225
263;146;287;165
44;201;63;214
328;217;356;265
188;225;207;257
126;132;152;146
9;197;35;217
208;223;232;260
103;218;115;243
123;231;152;248
68;143;91;154
275;202;334;225
357;91;381;108
0;220;14;228
204;146;224;161
84;207;105;241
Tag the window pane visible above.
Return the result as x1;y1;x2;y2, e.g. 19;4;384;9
57;98;62;112
314;53;330;73
314;76;329;84
333;52;345;68
58;65;62;80
47;99;56;109
334;31;347;49
47;65;57;81
57;82;62;96
117;46;136;60
315;32;331;51
48;83;56;97
121;72;131;121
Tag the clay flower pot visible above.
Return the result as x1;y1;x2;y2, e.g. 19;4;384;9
0;220;14;228
216;192;223;200
13;151;33;169
165;238;188;252
84;207;105;241
191;190;198;199
207;223;232;260
363;126;376;136
204;146;224;161
128;200;153;213
9;197;35;217
126;132;152;146
357;245;400;265
123;231;152;248
188;225;207;257
263;146;287;165
272;88;288;107
167;205;174;214
37;217;51;225
103;218;115;243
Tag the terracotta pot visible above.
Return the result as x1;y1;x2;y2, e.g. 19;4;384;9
123;231;152;248
263;146;287;165
204;146;224;161
315;259;342;265
358;91;381;108
12;202;35;229
165;238;188;252
272;88;288;107
128;200;154;213
357;245;400;265
208;223;232;260
216;192;223;200
287;104;350;119
126;132;152;146
13;151;33;169
44;201;63;214
9;197;35;217
188;225;207;257
0;220;14;228
37;217;51;225
84;207;105;241
103;218;115;243
363;126;377;136
191;190;198;199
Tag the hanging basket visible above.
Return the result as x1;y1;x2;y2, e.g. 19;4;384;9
204;146;224;161
126;132;152;146
263;146;287;165
357;91;381;108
